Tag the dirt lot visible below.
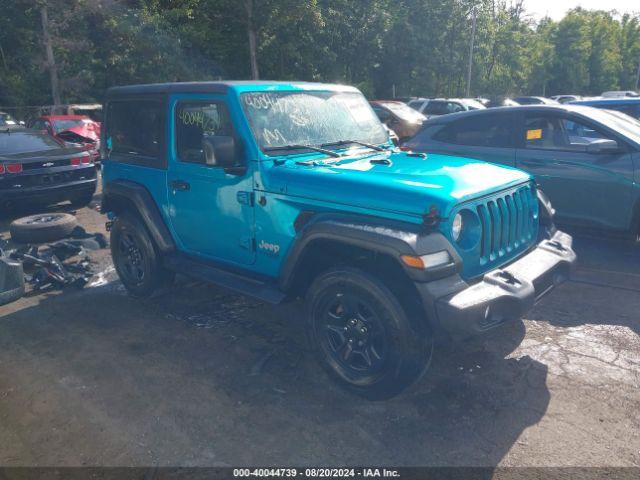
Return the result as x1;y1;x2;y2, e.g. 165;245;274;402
0;179;638;468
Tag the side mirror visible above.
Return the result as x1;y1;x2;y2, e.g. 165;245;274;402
203;135;237;166
586;139;621;154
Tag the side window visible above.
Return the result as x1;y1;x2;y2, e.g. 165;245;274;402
424;101;448;115
433;114;513;148
174;101;234;165
106;99;165;168
523;114;612;151
449;102;464;113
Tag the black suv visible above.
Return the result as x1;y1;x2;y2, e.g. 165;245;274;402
0;129;96;209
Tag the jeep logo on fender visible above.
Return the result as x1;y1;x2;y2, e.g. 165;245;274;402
258;240;280;255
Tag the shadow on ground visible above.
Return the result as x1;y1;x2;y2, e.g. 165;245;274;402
528;231;640;336
0;274;549;467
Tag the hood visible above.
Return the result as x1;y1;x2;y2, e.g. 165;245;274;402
261;149;531;219
58;124;100;142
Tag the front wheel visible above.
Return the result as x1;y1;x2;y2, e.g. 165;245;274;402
306;267;432;400
110;212;174;297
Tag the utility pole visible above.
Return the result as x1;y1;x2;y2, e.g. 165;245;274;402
40;3;61;112
466;6;477;98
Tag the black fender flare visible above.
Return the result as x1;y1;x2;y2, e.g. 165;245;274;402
102;180;176;254
278;213;462;291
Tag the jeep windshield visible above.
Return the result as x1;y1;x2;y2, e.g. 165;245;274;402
240;91;388;155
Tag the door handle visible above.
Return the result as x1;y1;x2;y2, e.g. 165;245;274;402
169;180;190;191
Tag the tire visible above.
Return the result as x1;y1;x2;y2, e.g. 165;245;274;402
110;212;174;297
0;257;25;306
306;266;433;400
10;213;78;243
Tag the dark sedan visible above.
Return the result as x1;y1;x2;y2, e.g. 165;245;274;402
403;105;640;237
0;129;97;209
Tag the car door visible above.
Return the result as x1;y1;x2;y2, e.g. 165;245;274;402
417;112;517;167
166;95;256;265
515;111;634;230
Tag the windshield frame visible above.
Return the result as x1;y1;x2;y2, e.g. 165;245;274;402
239;90;391;158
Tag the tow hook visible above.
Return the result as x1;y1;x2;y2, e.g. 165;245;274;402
546;240;567;252
495;270;520;286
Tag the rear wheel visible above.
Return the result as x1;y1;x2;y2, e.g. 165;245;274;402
110;212;174;297
306;267;432;400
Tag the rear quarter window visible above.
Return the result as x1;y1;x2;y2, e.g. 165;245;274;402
105;99;166;168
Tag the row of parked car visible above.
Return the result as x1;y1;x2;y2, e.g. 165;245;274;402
370;91;640;240
0;109;101;210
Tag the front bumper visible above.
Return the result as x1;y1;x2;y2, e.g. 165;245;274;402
417;230;576;340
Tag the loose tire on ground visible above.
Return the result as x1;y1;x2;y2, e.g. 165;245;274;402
9;213;78;243
110;212;174;297
306;266;433;400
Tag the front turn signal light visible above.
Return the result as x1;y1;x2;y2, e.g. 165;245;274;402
401;251;451;270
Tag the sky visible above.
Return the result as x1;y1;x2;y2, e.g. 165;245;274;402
523;0;640;21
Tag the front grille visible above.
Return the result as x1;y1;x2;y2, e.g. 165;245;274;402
476;183;537;266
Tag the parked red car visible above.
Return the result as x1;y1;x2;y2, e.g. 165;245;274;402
31;115;101;162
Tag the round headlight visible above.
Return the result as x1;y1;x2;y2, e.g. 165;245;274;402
452;213;463;242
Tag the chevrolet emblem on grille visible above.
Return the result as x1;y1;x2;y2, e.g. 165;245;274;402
42;162;55;167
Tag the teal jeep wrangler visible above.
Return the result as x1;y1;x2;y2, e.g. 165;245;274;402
101;81;576;399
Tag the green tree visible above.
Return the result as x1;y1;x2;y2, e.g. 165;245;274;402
549;9;591;94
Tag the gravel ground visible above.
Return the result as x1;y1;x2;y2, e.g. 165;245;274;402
0;180;638;468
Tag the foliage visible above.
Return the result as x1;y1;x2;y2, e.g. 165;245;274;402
0;0;639;107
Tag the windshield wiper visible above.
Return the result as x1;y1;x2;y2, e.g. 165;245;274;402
320;139;386;152
263;144;342;158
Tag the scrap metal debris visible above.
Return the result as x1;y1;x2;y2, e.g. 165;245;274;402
6;229;108;292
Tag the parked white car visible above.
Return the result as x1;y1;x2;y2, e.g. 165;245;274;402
601;90;639;98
